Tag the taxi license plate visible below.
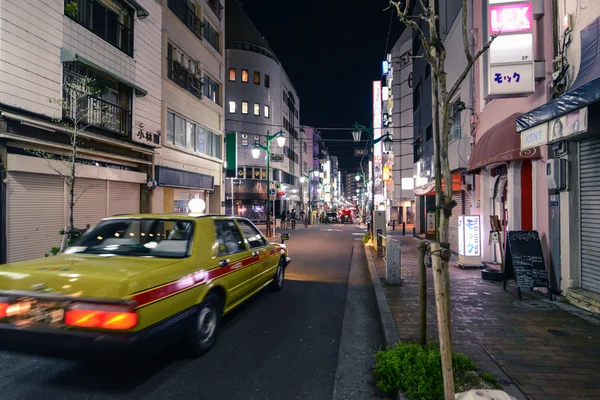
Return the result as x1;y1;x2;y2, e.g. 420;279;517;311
11;301;65;326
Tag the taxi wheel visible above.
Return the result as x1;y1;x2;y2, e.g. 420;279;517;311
271;257;286;291
186;292;222;357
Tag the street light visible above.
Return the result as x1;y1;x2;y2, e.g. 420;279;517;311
355;174;360;182
350;123;393;238
251;130;285;237
301;167;320;224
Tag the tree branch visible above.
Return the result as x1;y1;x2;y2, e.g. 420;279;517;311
461;0;473;65
391;1;436;67
447;33;498;102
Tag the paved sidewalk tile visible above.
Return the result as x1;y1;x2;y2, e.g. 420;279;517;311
370;236;600;400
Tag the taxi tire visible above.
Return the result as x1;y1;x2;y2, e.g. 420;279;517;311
270;257;286;291
185;292;222;357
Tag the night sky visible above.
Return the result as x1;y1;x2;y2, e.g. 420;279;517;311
240;0;404;169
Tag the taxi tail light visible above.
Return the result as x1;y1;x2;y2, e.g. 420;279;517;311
65;303;137;330
0;302;8;318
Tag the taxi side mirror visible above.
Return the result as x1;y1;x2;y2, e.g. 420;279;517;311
280;233;290;244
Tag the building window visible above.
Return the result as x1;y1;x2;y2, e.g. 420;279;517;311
241;101;248;114
241;69;249;82
203;18;220;52
413;82;421;110
449;99;462;142
62;62;132;136
167;43;203;100
253;103;260;116
65;0;133;56
264;105;270;118
425;123;433;142
254;71;260;85
203;75;220;104
168;0;203;40
265;74;270;88
228;68;236;81
228;100;236;114
303;141;307;153
166;110;221;158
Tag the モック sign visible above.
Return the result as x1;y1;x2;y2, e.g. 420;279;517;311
487;1;535;98
458;215;481;257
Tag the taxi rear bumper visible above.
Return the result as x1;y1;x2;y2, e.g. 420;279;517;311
0;306;197;360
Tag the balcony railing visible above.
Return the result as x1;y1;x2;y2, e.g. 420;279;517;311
167;59;203;100
64;0;133;57
63;93;131;136
167;0;204;40
207;0;223;21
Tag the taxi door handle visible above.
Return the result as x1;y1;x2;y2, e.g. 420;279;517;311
218;259;230;267
251;251;259;257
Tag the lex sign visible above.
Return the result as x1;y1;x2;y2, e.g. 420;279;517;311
486;1;535;98
489;3;533;34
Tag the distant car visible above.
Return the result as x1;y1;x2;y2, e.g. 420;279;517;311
0;213;291;360
340;209;353;224
326;212;339;223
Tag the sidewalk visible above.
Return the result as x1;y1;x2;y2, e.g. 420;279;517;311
367;236;600;400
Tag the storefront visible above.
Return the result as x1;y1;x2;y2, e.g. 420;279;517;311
4;153;146;263
414;173;465;251
468;113;542;263
515;16;600;310
154;165;215;215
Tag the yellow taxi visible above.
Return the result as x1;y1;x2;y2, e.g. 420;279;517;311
0;201;291;359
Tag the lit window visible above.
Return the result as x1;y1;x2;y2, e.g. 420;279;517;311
241;101;248;114
264;105;270;118
228;68;236;81
228;101;236;114
254;103;260;116
241;69;249;82
254;71;260;85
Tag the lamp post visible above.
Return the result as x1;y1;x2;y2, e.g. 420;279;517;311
300;167;320;224
252;130;285;237
351;123;392;238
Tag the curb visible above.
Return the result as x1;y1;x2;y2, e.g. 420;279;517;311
364;243;407;400
363;243;401;347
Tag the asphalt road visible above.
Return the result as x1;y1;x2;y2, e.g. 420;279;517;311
0;223;386;400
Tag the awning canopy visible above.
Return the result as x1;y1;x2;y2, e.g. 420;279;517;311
468;113;541;172
60;48;148;97
517;17;600;132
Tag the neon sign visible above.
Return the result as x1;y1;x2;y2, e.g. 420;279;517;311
489;3;533;34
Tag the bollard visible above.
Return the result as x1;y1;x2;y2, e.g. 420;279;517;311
402;222;406;236
392;220;395;230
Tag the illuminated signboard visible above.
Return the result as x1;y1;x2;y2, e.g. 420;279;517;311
487;1;534;98
373;81;382;165
382;60;389;75
489;3;533;34
458;215;481;257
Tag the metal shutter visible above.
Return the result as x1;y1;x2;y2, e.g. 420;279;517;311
71;179;108;229
580;137;600;293
108;181;140;216
449;191;463;253
7;172;64;262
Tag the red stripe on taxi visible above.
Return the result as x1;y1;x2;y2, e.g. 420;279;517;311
132;248;282;308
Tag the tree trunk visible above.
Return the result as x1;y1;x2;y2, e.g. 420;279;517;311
69;132;77;243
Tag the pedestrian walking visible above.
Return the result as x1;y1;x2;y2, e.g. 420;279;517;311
280;210;286;229
290;209;297;229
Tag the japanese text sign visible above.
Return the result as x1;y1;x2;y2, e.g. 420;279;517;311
489;3;533;34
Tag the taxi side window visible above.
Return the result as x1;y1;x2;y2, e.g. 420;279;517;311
214;220;245;256
237;220;267;249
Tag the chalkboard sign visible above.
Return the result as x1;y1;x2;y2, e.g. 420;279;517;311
504;230;551;300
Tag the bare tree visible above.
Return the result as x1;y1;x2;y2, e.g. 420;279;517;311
390;0;497;397
29;75;113;250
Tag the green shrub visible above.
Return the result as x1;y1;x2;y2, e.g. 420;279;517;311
362;233;371;244
373;343;498;399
